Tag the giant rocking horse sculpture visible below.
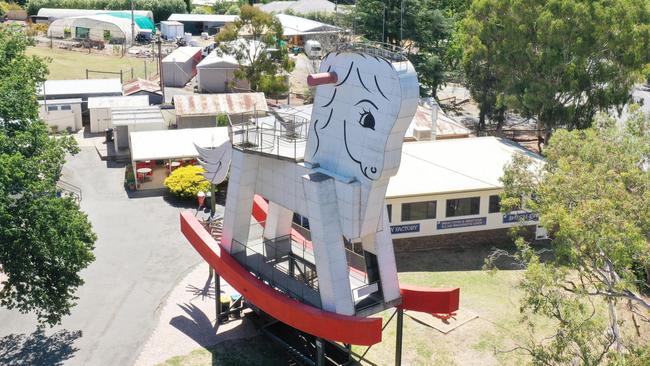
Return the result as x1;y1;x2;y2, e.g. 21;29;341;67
180;44;459;362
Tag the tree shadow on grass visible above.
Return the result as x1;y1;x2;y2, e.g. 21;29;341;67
0;329;82;366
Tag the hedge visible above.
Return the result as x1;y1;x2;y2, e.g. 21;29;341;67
26;0;187;22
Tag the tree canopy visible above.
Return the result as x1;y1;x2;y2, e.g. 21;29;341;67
352;0;467;96
495;108;650;363
460;0;650;141
215;5;294;93
0;26;96;326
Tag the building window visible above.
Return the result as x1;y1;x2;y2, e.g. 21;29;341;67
401;201;436;221
103;30;111;41
47;105;58;111
60;105;72;111
446;197;480;217
489;195;501;213
386;204;392;223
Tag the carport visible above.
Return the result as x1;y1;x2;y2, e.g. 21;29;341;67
129;127;229;190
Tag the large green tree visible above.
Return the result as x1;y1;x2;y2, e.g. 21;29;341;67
353;0;466;96
0;25;96;326
493;109;650;363
215;5;294;93
461;0;650;143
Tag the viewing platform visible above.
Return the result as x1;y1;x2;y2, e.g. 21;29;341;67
227;111;309;162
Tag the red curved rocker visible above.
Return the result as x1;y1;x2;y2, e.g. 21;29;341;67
180;196;459;346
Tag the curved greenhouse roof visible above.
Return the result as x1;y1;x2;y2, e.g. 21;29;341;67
47;14;150;44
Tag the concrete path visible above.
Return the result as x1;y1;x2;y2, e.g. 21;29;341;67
134;262;256;366
0;146;205;366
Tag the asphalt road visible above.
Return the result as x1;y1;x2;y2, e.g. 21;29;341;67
0;147;203;366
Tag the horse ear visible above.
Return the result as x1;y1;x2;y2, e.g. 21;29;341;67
307;72;338;87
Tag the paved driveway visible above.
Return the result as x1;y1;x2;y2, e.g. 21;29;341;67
0;147;203;366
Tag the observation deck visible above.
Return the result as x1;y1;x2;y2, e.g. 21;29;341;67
227;110;309;162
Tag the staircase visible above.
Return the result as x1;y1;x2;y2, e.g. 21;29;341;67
208;218;223;243
56;180;82;202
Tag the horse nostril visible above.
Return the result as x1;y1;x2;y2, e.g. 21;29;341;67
370;167;377;174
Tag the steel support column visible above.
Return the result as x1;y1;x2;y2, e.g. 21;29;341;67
395;308;403;366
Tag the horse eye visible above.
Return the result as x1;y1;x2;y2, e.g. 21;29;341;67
358;111;375;130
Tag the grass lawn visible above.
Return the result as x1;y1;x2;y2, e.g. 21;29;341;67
26;46;157;81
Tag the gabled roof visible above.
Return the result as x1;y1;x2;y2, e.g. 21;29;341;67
275;13;341;36
122;78;162;96
387;137;544;197
162;46;203;63
405;101;472;140
38;79;123;97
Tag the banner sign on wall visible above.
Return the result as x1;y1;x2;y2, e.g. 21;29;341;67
390;223;421;234
437;217;487;230
502;212;539;223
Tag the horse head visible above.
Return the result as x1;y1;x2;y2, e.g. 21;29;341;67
305;51;419;184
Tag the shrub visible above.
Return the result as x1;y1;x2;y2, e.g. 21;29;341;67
163;165;210;199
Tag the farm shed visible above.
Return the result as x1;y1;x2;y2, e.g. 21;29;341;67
173;93;268;129
38;98;83;132
88;95;150;133
162;47;203;88
160;20;184;40
196;46;257;93
122;78;163;105
167;13;238;35
112;106;166;150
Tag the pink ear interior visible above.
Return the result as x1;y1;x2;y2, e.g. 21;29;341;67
307;72;338;87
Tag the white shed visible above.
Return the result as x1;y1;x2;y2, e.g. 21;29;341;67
162;47;203;87
88;95;150;133
38;98;83;132
160;21;184;40
111;106;166;150
196;51;249;93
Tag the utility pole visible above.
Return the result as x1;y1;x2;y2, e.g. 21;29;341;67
131;0;135;47
400;0;404;47
156;35;166;103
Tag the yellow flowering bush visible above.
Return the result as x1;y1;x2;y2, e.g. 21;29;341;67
163;165;210;199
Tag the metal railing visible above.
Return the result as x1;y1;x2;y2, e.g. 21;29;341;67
56;180;82;201
227;111;309;162
230;235;321;308
336;41;408;62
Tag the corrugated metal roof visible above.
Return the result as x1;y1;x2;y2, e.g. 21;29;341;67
173;93;268;116
162;47;203;64
123;78;162;95
112;106;165;127
405;103;472;139
38;79;123;97
87;95;149;109
168;14;239;23
387;137;544;197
